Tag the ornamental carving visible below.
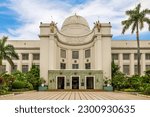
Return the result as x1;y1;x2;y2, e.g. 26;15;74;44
50;21;57;33
94;20;101;32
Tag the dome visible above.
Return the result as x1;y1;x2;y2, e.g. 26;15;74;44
61;15;90;36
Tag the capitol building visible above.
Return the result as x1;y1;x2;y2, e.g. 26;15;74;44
2;15;150;90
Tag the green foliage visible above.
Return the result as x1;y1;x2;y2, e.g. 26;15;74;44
12;81;26;89
144;86;150;95
12;70;27;82
26;65;41;90
111;60;120;78
112;71;127;90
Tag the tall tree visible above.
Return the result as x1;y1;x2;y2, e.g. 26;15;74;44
0;36;19;73
122;3;150;75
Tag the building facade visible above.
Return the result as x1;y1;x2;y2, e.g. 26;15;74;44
1;15;150;90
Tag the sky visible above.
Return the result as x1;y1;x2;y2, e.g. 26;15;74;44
0;0;150;40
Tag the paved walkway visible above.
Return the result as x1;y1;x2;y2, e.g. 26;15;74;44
0;91;149;100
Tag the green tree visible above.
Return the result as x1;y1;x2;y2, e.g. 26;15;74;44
122;3;150;75
0;36;19;73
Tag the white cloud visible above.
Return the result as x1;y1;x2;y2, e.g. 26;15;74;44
3;0;150;39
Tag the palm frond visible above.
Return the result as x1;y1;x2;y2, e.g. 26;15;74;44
143;17;150;31
5;56;14;67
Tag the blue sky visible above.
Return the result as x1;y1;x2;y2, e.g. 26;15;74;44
0;0;150;40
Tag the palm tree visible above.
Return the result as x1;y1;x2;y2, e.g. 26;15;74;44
0;36;19;73
122;3;150;75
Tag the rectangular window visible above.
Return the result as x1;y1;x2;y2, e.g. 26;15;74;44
85;63;91;69
72;64;79;69
72;51;79;59
85;49;90;58
112;54;118;60
134;53;141;60
146;65;150;71
0;65;6;73
146;54;150;60
60;63;66;69
22;53;29;60
123;65;130;75
33;53;40;60
11;65;17;73
123;54;130;60
60;49;66;58
22;65;28;73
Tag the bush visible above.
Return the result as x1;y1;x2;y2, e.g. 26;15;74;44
123;88;136;92
12;81;26;89
144;86;150;95
25;82;33;90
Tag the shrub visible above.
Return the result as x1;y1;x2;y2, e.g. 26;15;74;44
144;86;150;95
25;82;33;90
12;81;26;89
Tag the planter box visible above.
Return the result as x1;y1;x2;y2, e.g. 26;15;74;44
38;86;48;91
103;86;113;91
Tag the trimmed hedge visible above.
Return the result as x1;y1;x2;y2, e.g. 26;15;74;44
12;81;26;89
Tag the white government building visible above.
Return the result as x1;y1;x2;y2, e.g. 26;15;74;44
1;15;150;90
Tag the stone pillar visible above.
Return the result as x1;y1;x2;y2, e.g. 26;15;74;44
141;53;145;75
130;53;134;75
49;35;56;70
94;35;102;70
29;53;33;70
18;53;22;71
67;50;72;69
79;50;84;69
6;62;11;74
119;53;123;72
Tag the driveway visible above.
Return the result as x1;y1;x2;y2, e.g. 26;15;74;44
0;91;149;100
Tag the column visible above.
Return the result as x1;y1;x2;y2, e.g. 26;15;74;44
130;53;134;75
94;35;102;70
29;53;33;70
49;35;56;70
141;53;145;75
67;50;72;69
79;50;84;69
119;53;123;72
18;53;22;71
6;62;11;74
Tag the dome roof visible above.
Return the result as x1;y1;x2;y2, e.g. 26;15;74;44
61;15;90;36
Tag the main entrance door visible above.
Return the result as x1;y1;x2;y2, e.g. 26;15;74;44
86;77;94;89
72;77;79;89
57;77;65;89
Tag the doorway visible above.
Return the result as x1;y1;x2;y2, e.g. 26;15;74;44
57;77;65;89
86;77;94;89
72;77;79;89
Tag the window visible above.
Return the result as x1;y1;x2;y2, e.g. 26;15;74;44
0;65;6;73
33;53;40;60
134;65;138;75
146;65;150;71
85;49;90;58
72;51;79;59
123;65;130;75
85;63;91;69
146;54;150;60
11;65;17;73
60;49;66;58
22;65;28;73
134;53;141;60
112;54;118;60
22;53;29;60
123;54;130;60
72;64;79;69
60;63;66;69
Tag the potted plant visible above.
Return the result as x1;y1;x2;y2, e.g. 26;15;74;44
38;78;47;91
